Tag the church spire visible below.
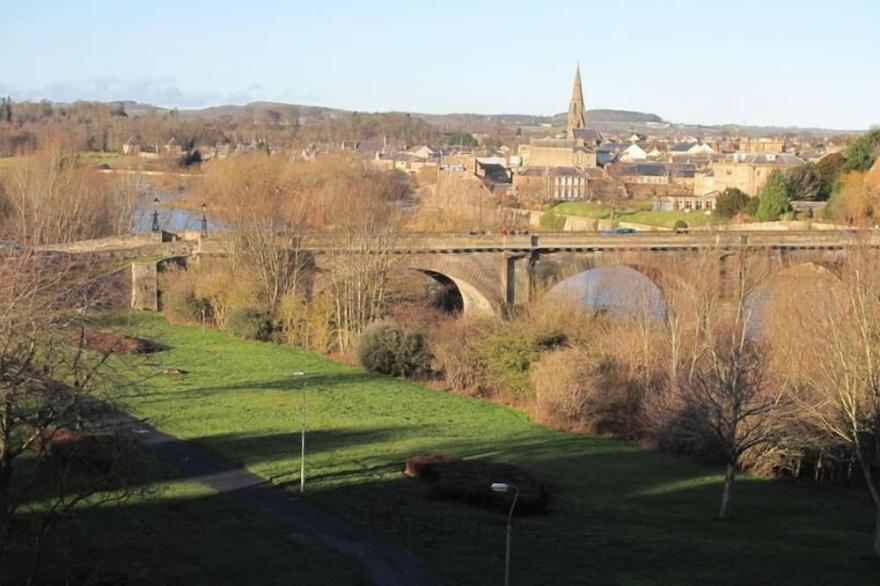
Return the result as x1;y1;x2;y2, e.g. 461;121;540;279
567;64;587;139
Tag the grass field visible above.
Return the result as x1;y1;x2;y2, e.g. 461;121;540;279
104;312;878;585
551;201;718;229
3;472;361;585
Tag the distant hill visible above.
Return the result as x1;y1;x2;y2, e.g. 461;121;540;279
551;109;664;125
105;100;856;136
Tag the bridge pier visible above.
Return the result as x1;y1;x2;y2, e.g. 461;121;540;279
131;261;159;310
501;254;536;309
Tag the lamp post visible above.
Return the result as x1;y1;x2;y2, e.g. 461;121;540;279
200;202;208;239
293;371;306;493
490;482;520;586
151;197;161;232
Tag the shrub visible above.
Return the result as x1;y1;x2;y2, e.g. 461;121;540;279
279;290;336;353
530;348;596;422
746;196;760;216
405;453;550;515
224;306;275;341
673;219;688;232
357;322;431;377
475;313;572;399
478;325;543;398
160;267;212;324
714;187;751;218
756;170;791;221
193;261;259;327
78;329;164;355
428;317;491;394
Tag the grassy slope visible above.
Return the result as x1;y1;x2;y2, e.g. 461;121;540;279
108;312;877;586
3;478;361;586
552;201;717;229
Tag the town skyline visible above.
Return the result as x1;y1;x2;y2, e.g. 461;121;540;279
3;0;878;130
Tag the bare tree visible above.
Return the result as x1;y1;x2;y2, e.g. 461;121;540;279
196;154;309;313
0;251;143;584
0;143;137;245
791;245;880;556
326;194;399;351
654;249;784;519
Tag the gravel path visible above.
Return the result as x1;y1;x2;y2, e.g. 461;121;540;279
133;420;433;586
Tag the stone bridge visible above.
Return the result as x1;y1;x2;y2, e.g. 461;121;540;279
158;230;877;316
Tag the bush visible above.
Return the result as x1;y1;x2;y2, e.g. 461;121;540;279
746;195;760;216
224;306;275;341
160;267;212;324
279;290;336;353
714;187;751;218
357;322;431;377
405;453;550;515
673;219;688;232
428;317;491;394
530;348;596;422
476;316;571;399
193;260;260;327
756;170;791;221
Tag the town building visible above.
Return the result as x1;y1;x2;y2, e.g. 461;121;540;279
517;65;602;169
513;166;604;201
668;142;716;158
598;142;648;165
707;153;805;197
739;136;786;154
513;65;605;200
655;192;718;213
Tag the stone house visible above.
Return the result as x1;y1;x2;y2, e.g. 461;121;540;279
669;142;716;158
710;153;804;197
606;162;669;185
655;192;718;213
513;166;603;201
739;136;786;154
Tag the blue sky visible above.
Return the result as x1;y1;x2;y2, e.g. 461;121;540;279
1;0;877;129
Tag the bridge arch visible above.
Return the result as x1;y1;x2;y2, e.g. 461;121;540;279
537;255;680;318
398;256;502;316
747;260;845;337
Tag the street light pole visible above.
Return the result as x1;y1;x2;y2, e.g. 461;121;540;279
151;197;161;232
200;202;208;240
491;482;520;586
294;371;306;493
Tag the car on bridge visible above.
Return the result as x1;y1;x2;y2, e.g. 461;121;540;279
601;227;639;236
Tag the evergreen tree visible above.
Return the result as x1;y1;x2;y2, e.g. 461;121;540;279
0;97;11;123
842;128;880;173
714;187;751;218
786;164;825;201
756;170;791;220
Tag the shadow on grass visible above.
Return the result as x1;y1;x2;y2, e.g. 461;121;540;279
13;416;878;586
119;371;388;403
2;489;366;586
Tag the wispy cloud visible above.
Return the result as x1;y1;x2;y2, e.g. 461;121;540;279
0;77;267;108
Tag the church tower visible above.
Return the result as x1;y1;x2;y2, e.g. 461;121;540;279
566;64;587;139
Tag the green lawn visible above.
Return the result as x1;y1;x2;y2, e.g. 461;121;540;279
105;312;878;585
3;472;361;586
550;201;718;229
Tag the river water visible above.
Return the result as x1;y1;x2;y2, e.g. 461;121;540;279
133;190;224;234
